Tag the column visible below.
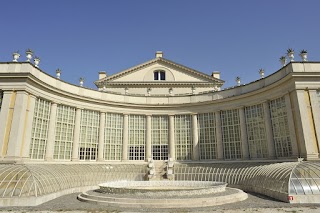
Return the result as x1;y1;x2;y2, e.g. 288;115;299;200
72;108;81;161
21;94;36;160
192;114;199;160
98;112;105;161
215;111;223;160
239;107;249;159
122;114;129;161
146;115;152;161
45;102;57;161
169;115;175;160
285;93;299;157
263;101;276;158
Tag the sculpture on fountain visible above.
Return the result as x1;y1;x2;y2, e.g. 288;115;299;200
147;158;156;180
166;157;174;180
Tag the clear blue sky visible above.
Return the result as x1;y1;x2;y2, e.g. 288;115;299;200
1;0;320;89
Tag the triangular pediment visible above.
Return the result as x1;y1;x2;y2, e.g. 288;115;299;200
95;57;224;88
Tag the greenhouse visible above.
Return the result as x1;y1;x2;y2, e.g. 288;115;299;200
174;161;320;203
0;164;146;206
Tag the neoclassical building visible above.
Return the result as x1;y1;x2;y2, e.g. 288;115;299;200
0;51;320;206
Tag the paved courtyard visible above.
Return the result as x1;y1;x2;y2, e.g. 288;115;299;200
0;192;320;213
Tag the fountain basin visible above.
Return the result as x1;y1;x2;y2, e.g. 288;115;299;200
98;180;226;197
78;181;248;208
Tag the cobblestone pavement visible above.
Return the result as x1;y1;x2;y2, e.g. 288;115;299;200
0;192;320;213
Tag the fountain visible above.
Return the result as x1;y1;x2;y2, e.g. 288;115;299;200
77;179;247;208
77;158;247;208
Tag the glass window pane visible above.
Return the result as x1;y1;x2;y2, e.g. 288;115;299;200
154;71;158;80
160;71;165;80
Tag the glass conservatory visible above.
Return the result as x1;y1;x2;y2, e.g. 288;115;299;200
174;161;320;203
0;164;146;206
0;161;319;206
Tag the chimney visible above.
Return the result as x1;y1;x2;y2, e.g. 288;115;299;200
99;71;107;80
211;71;220;79
155;51;163;58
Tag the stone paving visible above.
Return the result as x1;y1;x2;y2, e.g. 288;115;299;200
0;192;320;212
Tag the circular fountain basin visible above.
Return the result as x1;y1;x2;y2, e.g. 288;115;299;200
78;181;248;208
98;180;226;197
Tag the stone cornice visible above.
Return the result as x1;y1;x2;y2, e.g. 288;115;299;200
157;58;224;83
1;62;320;110
100;81;217;87
95;58;159;83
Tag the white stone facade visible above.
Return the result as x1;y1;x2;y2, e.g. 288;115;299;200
0;57;320;163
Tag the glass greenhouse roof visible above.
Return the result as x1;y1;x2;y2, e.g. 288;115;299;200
0;164;146;198
174;161;320;201
0;161;319;204
290;161;320;195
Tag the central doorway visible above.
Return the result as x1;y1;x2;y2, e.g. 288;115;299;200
152;145;168;160
151;115;169;161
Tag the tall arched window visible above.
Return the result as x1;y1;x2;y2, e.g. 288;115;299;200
154;70;165;80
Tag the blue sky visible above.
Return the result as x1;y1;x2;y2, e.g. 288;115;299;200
1;0;320;89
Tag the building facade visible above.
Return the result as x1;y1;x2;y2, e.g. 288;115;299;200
0;52;320;163
0;52;320;205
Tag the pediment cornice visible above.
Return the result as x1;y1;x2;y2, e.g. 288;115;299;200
94;57;225;86
100;81;217;87
96;58;160;83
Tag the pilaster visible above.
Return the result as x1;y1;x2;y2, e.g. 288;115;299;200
285;93;299;157
290;91;318;159
5;91;32;160
192;113;199;160
122;114;129;161
72;108;81;161
263;101;276;159
21;94;36;160
215;111;223;160
169;115;175;160
146;115;152;161
98;112;106;161
239;107;249;159
45;102;57;161
309;90;320;155
0;91;14;158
